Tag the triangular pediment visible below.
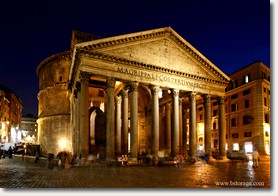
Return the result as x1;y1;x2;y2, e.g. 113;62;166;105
75;27;230;83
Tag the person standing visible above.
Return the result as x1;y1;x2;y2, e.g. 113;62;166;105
8;146;13;159
252;149;260;168
35;151;40;163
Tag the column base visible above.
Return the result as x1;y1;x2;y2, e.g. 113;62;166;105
217;156;229;162
186;157;196;163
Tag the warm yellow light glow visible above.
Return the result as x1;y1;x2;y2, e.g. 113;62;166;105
265;142;270;155
158;89;163;98
263;123;270;133
233;143;239;151
115;81;121;86
197;123;204;135
1;122;5;129
59;139;67;150
11;127;16;143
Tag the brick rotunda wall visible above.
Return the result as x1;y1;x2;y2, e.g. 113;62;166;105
37;52;71;156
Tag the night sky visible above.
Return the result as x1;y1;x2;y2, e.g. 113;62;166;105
0;0;270;116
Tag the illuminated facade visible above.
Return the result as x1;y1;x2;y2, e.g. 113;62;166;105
37;27;231;161
0;84;23;143
224;62;270;155
21;114;38;144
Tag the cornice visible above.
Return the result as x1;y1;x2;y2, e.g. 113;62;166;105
38;82;69;96
37;113;71;120
36;51;72;77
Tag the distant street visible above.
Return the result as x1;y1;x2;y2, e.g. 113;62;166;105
0;155;270;188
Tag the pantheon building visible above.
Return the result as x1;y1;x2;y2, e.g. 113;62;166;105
36;27;230;162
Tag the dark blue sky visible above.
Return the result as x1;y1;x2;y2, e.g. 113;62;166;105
0;0;270;116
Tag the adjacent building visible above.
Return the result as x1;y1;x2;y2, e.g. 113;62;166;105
225;61;270;155
21;113;38;144
0;84;23;144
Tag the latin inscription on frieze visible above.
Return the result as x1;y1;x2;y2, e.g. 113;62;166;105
117;67;206;89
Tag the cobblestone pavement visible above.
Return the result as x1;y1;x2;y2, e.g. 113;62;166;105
0;155;271;189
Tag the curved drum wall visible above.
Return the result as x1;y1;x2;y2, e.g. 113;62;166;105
37;52;71;155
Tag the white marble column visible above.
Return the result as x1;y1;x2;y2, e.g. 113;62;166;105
106;78;115;159
171;89;179;157
218;96;226;159
203;94;212;158
79;72;90;158
115;95;122;155
189;92;197;159
150;85;160;159
130;82;139;159
121;89;129;155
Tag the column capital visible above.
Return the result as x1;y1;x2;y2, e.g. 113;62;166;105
188;91;196;100
165;103;172;110
79;71;91;83
150;85;160;96
115;95;122;104
217;96;226;104
179;98;184;105
129;82;139;92
171;89;179;97
106;78;116;88
120;89;129;98
203;94;212;103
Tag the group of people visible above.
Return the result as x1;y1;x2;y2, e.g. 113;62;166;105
0;146;13;159
52;149;261;169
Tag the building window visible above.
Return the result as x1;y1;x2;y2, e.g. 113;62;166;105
233;143;239;151
198;107;203;111
243;88;251;96
262;71;266;79
264;97;267;106
232;133;239;138
231;118;237;127
59;75;62;82
199;114;203;120
213;110;217;117
213;122;217;129
231;103;237;112
232;80;238;89
199;137;203;142
265;131;269;137
231;94;238;100
245;99;249;108
212;102;218;106
243;115;251;125
264;87;267;93
243;74;250;84
244;132;252;137
214;139;218;148
265;113;269;123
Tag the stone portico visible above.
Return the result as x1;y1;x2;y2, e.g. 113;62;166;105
68;27;230;161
